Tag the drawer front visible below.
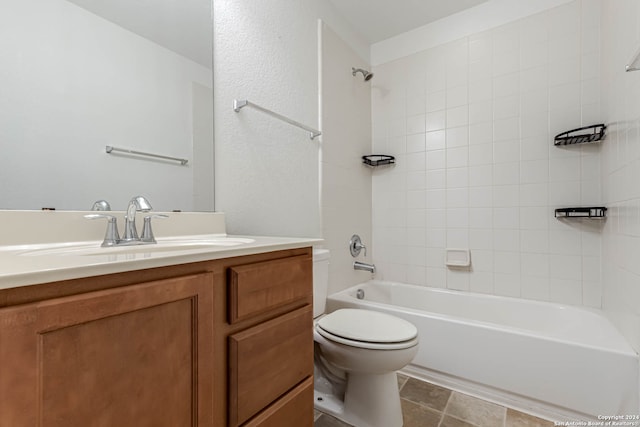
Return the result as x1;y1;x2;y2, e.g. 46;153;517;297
228;305;313;426
242;377;313;427
228;255;311;324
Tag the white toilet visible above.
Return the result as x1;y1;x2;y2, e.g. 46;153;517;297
312;249;419;427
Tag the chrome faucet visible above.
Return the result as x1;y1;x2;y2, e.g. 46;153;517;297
349;234;376;274
91;200;111;211
354;261;376;274
121;196;152;243
84;213;121;247
85;196;166;247
140;214;168;243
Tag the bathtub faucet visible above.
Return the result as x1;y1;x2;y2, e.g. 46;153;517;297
354;261;376;274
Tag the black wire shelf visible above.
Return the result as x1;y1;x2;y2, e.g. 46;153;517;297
554;124;606;146
554;207;607;219
362;155;395;167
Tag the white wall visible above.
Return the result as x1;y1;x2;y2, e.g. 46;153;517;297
600;0;640;353
371;0;574;66
371;0;603;307
213;0;368;238
320;22;373;294
0;0;212;211
213;0;320;237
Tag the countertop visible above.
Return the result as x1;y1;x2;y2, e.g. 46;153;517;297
0;234;322;290
0;210;321;290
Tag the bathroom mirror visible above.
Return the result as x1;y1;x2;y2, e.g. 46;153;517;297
0;0;214;212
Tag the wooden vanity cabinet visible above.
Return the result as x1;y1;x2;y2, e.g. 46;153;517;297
222;251;314;427
0;247;314;427
0;272;215;427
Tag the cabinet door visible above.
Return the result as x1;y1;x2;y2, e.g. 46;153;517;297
0;273;214;427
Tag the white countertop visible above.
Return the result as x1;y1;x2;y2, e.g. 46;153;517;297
0;234;322;290
0;210;322;290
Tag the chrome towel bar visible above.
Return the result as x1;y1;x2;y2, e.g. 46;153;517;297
233;99;321;140
105;146;188;165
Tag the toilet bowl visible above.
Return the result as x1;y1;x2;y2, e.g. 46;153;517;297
313;249;418;427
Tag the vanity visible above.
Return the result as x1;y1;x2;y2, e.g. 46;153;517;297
0;210;320;427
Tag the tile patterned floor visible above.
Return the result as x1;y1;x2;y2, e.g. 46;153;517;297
314;374;555;427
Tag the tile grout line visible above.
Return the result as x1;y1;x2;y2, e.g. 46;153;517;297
503;405;508;427
437;390;454;427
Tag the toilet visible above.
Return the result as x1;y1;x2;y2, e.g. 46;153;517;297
312;249;419;427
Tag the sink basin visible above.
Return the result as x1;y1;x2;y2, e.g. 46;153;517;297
18;237;256;257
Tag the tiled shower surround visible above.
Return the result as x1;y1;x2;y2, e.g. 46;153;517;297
371;0;603;307
601;0;640;353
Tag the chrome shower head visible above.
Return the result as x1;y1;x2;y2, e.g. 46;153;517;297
352;67;374;81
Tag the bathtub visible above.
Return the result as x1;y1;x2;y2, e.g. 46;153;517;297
326;280;639;421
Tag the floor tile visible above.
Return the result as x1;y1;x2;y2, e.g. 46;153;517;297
505;408;554;427
397;373;409;390
445;392;506;427
400;398;442;427
314;414;353;427
400;377;452;412
315;377;556;427
440;414;480;427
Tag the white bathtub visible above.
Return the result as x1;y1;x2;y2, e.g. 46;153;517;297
326;281;639;421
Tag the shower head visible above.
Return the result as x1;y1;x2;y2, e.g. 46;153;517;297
352;67;374;82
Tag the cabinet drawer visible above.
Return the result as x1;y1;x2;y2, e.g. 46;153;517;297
243;377;313;427
228;305;313;426
228;255;311;324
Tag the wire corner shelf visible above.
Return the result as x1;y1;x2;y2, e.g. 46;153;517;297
554;124;606;146
362;155;395;167
554;207;607;219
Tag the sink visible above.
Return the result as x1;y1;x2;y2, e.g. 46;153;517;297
18;237;256;257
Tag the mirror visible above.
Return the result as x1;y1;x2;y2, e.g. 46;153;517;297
0;0;214;211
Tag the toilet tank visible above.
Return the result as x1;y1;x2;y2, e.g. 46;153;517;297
312;249;330;318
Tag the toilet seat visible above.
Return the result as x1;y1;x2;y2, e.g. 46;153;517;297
316;309;418;350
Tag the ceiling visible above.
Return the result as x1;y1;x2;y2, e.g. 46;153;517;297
327;0;490;44
66;0;489;67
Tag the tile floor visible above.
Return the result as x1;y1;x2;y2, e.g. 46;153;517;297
314;374;555;427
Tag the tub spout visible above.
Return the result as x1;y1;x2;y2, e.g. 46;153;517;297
354;261;376;274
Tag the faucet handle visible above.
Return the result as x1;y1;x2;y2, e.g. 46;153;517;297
141;214;168;243
84;214;120;247
349;234;367;257
90;200;111;211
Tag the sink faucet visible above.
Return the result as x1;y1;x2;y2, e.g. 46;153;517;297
85;196;166;246
91;200;111;211
121;196;152;243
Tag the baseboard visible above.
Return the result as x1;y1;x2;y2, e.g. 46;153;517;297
400;364;597;423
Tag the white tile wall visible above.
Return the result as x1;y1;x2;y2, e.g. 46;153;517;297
321;23;373;295
601;0;640;353
371;0;603;307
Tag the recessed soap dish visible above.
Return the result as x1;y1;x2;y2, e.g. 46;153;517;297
445;248;471;267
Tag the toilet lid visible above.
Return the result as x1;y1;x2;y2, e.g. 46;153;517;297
317;309;417;343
